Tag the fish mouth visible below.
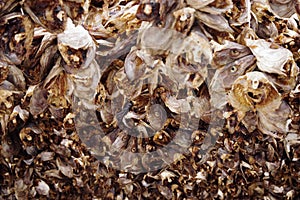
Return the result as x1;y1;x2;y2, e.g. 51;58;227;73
247;90;264;103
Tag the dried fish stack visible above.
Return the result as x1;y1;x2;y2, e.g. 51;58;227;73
0;0;299;199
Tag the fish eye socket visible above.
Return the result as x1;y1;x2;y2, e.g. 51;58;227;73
230;49;240;57
230;65;237;72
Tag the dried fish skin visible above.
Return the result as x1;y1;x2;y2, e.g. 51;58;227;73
186;0;215;10
0;0;19;17
57;18;96;72
269;0;296;18
0;13;34;65
199;0;233;15
195;11;234;33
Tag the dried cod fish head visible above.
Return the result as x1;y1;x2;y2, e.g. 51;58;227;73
0;57;25;133
195;11;234;33
69;59;101;108
0;97;22;135
256;20;278;39
209;42;255;109
23;0;67;33
168;30;212;66
0;84;23;133
19;124;42;152
266;59;299;91
251;2;276;23
250;1;284;38
83;6;111;38
245;38;299;90
228;70;291;136
29;86;48;117
138;25;183;55
245;39;293;76
211;54;256;91
57;18;96;73
212;40;252;67
0;13;34;65
136;1;160;22
24;32;59;85
113;66;144;100
182;31;212;67
83;31;208;172
228;0;251;26
172;7;195;34
257;99;290;136
152;130;172;146
0;56;26;90
124;47;148;81
228;71;282;112
146;103;168;131
103;2;141;35
44;68;70;119
165;31;211;89
61;0;90;24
